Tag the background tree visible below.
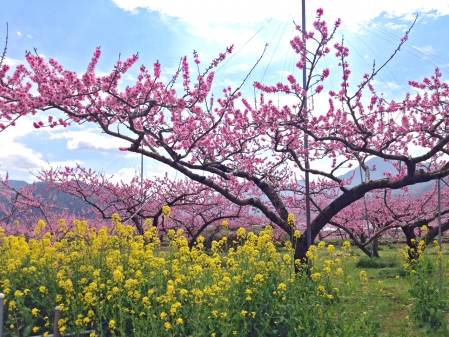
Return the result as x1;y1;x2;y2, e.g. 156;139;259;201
0;172;106;236
38;165;264;246
325;181;449;258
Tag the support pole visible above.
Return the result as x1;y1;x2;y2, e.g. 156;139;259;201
359;165;372;257
438;178;442;293
0;293;4;337
53;306;62;337
141;151;144;230
302;0;312;276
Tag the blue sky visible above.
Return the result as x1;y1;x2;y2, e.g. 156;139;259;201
1;0;449;183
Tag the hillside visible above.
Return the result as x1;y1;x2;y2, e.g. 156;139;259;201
0;180;95;221
338;157;435;194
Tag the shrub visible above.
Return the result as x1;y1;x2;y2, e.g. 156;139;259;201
406;246;449;334
355;256;399;269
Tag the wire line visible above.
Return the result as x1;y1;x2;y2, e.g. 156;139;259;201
216;18;274;74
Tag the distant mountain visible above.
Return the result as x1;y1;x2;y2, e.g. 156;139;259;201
0;180;95;220
8;180;29;190
338;157;395;186
338;157;435;195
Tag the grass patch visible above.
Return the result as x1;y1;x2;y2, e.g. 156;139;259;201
334;248;449;337
355;255;399;269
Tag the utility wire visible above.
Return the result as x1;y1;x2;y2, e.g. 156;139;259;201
323;55;335;92
216;18;274;74
358;24;449;74
249;19;291;104
360;20;449;65
361;22;448;65
344;27;409;94
279;22;297;85
260;20;288;84
341;32;401;99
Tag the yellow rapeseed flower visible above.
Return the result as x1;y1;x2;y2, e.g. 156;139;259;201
108;320;116;329
8;300;17;310
287;213;295;227
221;220;229;229
293;229;301;238
359;270;368;283
236;227;246;239
277;283;287;291
311;272;321;281
34;219;46;236
162;205;172;218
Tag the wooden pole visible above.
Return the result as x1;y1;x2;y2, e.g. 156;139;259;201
0;293;4;337
438;178;443;293
302;0;313;278
53;306;62;337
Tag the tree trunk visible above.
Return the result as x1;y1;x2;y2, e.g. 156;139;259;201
425;220;449;246
401;226;419;260
372;236;379;258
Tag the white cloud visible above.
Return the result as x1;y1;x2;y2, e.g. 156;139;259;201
2;56;22;67
112;0;295;24
104;163;178;184
112;0;449;32
385;22;408;30
0;142;44;171
106;167;138;183
276;70;290;76
412;44;435;55
49;129;130;152
124;73;136;81
145;161;177;179
45;160;84;168
124;152;140;159
369;79;407;100
27;34;32;39
213;78;243;91
224;63;253;74
0;118;142;181
17;31;22;36
0;117;52;172
385;81;405;91
110;0;449;83
0;116;41;141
